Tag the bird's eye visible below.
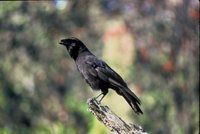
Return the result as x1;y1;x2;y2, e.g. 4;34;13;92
68;45;74;51
71;43;76;47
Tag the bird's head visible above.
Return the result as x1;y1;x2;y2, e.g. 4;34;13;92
59;37;88;60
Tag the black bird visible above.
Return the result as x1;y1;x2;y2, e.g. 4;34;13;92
59;37;143;115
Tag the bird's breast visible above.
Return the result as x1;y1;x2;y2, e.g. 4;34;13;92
76;61;101;90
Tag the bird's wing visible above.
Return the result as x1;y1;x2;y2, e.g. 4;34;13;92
86;58;126;86
98;62;140;101
86;57;140;102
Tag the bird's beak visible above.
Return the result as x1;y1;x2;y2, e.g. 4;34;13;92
59;40;64;45
59;41;64;45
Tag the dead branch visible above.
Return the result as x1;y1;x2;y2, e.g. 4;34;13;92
87;98;147;134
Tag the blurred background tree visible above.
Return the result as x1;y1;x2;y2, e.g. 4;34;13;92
0;0;198;134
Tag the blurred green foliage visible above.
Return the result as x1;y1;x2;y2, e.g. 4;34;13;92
0;1;199;134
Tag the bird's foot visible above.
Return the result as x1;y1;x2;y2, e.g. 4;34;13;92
95;93;105;104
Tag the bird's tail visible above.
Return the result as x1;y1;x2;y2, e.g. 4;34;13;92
120;87;143;115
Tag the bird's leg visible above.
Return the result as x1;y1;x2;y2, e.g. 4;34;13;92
98;93;106;103
95;93;104;103
95;92;104;100
97;89;108;103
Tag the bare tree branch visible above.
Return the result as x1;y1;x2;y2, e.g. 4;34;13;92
87;98;147;134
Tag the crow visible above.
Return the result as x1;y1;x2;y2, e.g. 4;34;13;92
59;37;143;115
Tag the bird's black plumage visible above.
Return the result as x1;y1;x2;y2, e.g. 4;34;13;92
59;37;143;115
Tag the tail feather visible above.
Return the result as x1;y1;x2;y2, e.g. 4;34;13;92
120;87;143;115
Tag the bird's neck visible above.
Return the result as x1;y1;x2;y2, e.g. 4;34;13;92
75;50;93;61
70;49;91;61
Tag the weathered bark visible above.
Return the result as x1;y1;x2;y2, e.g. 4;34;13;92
87;98;147;134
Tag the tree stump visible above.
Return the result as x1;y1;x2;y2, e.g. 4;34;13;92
87;98;147;134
